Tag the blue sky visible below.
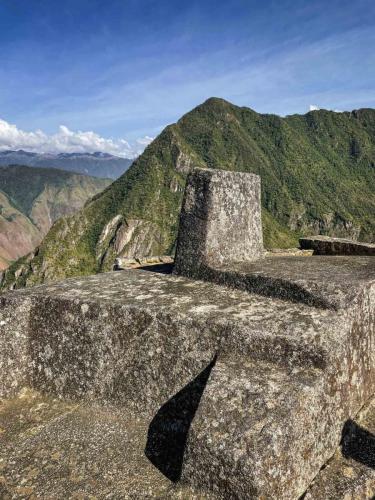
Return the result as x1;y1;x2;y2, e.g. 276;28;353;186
0;0;374;156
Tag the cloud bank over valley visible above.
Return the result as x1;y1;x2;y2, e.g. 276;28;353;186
0;118;153;158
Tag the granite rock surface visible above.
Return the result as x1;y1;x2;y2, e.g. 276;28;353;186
1;258;375;498
174;168;264;278
305;396;375;499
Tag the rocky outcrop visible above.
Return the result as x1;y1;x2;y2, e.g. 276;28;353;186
96;215;166;269
288;209;362;241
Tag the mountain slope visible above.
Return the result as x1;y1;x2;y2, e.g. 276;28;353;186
0;190;41;267
2;98;375;289
0;165;111;269
0;151;133;179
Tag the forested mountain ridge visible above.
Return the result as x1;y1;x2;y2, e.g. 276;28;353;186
2;97;375;289
0;151;133;179
0;165;111;269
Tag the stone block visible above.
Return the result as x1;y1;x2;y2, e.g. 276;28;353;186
174;168;264;279
0;294;33;398
300;235;375;255
0;258;375;497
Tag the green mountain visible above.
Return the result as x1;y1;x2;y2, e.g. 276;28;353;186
0;165;111;270
2;98;375;289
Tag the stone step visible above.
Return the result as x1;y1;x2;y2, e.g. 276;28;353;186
185;254;375;310
182;350;375;498
2;387;375;498
305;396;375;499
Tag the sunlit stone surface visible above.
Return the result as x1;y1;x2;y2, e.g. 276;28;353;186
174;167;264;279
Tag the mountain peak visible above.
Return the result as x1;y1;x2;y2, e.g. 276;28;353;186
195;96;237;113
202;96;232;106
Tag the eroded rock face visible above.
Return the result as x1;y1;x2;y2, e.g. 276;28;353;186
96;215;165;269
174;168;264;278
289;209;362;241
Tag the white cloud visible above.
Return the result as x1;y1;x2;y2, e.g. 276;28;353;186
309;104;320;111
136;135;154;146
0;118;149;158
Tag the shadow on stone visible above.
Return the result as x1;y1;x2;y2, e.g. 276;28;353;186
145;356;217;482
139;263;174;275
341;419;375;468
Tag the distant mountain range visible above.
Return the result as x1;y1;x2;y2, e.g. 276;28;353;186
0;150;133;179
2;97;375;290
0;165;111;269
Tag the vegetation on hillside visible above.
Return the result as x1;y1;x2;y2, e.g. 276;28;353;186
2;98;375;289
0;165;111;271
0;165;110;216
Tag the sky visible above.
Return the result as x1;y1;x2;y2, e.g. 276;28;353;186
0;0;374;157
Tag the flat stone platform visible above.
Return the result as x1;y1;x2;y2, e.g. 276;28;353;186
1;257;375;498
0;389;202;499
210;255;375;309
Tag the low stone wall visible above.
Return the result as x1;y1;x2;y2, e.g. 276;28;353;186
300;235;375;255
